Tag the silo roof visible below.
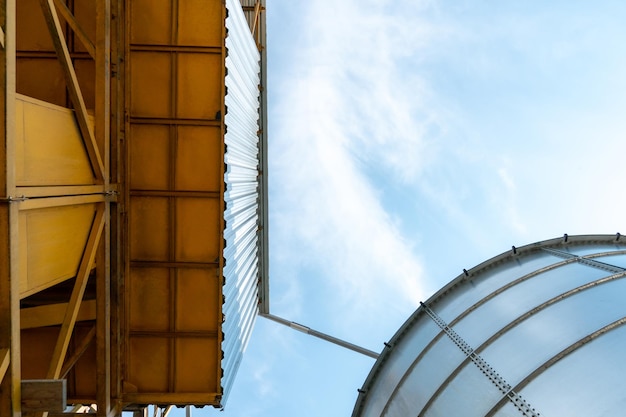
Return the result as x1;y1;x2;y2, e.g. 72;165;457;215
353;234;626;417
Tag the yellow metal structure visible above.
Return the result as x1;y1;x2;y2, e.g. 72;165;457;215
0;0;266;415
124;0;224;405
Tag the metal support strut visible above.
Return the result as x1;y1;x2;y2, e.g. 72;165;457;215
420;302;542;417
261;314;379;359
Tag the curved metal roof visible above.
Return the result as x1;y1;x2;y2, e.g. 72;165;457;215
353;234;626;417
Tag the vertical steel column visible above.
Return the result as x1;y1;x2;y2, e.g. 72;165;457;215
109;0;124;411
96;0;112;414
0;0;19;415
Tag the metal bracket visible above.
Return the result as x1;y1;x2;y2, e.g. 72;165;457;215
0;195;28;203
105;189;119;202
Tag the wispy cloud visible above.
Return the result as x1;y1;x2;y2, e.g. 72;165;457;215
269;0;438;325
229;3;626;417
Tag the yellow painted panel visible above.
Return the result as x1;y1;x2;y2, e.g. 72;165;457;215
19;203;96;298
18;214;28;295
130;52;172;118
130;0;173;45
176;53;222;120
175;198;220;263
175;126;221;192
129;197;169;261
175;338;219;392
178;0;223;46
129;268;170;332
16;95;94;186
130;125;170;190
176;269;220;332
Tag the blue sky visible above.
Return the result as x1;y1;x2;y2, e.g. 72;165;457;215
173;1;626;416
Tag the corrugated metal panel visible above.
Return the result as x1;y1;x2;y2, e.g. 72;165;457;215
222;0;262;402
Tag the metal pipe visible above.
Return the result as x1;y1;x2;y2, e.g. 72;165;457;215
261;313;380;359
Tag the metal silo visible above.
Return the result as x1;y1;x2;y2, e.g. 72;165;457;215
353;234;626;417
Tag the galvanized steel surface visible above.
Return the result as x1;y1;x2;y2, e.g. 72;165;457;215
352;234;626;417
222;0;262;403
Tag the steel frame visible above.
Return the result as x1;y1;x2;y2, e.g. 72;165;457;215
2;0;267;414
0;1;20;414
2;0;119;415
418;270;626;416
378;257;573;416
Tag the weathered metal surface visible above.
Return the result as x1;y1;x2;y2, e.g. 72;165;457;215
124;0;225;406
4;0;265;413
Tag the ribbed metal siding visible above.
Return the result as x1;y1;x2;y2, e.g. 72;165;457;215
222;0;262;402
353;234;626;417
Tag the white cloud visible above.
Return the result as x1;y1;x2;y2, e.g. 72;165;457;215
242;3;626;417
495;166;526;236
269;0;437;326
267;0;626;352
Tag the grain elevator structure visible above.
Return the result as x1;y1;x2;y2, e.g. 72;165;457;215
0;0;267;414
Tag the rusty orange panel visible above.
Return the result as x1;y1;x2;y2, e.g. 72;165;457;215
129;125;170;190
175;127;222;191
16;0;56;51
129;0;173;45
72;0;97;55
125;0;226;406
74;60;96;110
174;338;219;392
129;125;222;192
67;325;97;401
129;52;172;118
16;0;96;108
175;269;220;332
178;0;223;46
128;337;170;393
176;53;222;120
21;327;58;380
22;325;98;402
129;268;171;332
174;198;220;263
16;59;66;106
129;197;170;261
